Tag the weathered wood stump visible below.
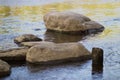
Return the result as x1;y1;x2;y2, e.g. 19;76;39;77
92;47;103;73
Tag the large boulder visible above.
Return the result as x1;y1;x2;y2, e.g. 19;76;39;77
0;47;28;61
26;42;91;64
0;59;11;77
44;11;104;34
14;34;42;44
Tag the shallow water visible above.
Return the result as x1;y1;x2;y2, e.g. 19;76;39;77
0;0;120;80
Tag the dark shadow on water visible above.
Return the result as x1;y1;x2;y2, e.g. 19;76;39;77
92;66;103;74
44;28;104;43
44;30;85;43
92;65;103;80
44;30;88;43
26;60;90;73
8;61;26;67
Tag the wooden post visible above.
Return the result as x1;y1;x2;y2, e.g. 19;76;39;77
92;47;103;73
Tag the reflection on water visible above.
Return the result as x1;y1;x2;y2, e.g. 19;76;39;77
44;30;103;43
2;61;93;80
0;3;75;19
0;0;120;20
0;6;10;17
44;30;88;43
0;0;120;80
92;73;103;80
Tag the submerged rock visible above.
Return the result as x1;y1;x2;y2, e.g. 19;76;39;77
14;34;42;44
0;47;29;61
21;41;54;47
44;11;104;34
0;59;11;77
26;42;91;64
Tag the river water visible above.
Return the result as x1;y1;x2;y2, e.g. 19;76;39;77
0;0;120;80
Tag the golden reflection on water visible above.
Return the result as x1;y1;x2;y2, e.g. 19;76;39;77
0;1;120;19
99;26;120;38
0;0;120;38
0;2;74;19
0;6;11;17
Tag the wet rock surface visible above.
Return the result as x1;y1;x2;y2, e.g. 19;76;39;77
0;59;11;77
44;11;104;34
21;41;54;47
26;42;91;64
0;47;29;61
14;34;42;44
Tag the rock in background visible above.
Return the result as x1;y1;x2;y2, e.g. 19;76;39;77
44;11;104;34
14;34;42;44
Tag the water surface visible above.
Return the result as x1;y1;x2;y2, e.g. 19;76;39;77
0;0;120;80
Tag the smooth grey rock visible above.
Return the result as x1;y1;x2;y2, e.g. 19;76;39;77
14;34;42;44
21;41;54;48
0;59;11;77
44;11;104;34
26;42;91;64
0;47;29;61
